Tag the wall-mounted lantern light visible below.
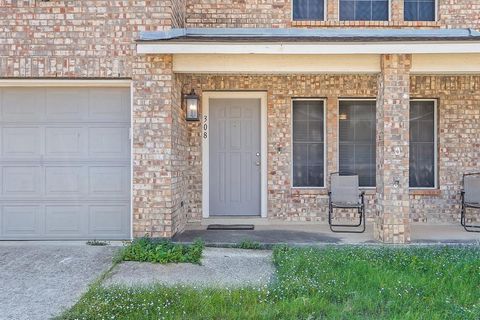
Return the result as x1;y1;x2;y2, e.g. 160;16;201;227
184;89;200;121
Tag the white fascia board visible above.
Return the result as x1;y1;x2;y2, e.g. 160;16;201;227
137;41;480;55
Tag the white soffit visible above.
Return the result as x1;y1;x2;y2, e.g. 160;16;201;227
411;53;480;74
137;41;480;55
173;54;381;73
173;53;480;74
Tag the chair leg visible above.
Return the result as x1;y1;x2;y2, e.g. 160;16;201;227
329;206;366;233
462;206;480;233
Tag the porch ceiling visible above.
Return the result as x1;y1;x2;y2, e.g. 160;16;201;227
170;53;480;74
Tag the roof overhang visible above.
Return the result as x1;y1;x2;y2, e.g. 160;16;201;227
137;28;480;55
138;41;480;55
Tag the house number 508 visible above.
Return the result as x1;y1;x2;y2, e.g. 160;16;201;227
203;115;208;139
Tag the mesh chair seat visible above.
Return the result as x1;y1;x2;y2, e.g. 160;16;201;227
331;201;362;208
464;202;480;208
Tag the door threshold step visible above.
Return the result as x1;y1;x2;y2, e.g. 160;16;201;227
206;224;255;231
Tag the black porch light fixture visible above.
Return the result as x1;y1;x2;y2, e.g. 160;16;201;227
184;89;200;121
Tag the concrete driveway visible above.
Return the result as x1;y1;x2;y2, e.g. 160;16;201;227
0;242;119;320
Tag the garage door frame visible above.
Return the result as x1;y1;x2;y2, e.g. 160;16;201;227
0;79;133;240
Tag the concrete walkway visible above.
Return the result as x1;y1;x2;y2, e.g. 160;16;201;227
174;224;480;246
104;247;274;288
0;242;119;320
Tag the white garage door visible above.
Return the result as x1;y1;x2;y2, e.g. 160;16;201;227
0;87;131;240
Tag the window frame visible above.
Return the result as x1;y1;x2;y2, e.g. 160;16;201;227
337;98;377;189
409;98;438;190
338;0;392;21
291;98;327;189
404;0;438;22
291;0;327;21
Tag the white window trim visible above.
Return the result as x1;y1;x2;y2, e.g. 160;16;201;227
337;98;377;189
201;91;268;218
291;0;327;22
409;98;438;190
337;0;392;22
404;0;438;22
290;98;327;189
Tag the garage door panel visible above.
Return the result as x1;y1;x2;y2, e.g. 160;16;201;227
88;166;129;197
0;86;131;240
45;166;84;196
2;127;42;158
88;127;129;158
46;88;88;121
45;205;83;234
1;88;45;122
45;127;84;158
2;206;41;236
89;205;129;236
89;88;130;122
3;166;42;197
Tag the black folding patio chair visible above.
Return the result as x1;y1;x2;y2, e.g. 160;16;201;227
460;172;480;232
328;173;366;233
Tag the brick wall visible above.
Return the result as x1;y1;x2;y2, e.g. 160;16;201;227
179;73;479;228
186;0;480;29
131;55;170;237
171;74;189;234
0;0;184;78
410;75;480;224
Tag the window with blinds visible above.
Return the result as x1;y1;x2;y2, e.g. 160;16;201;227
339;100;376;187
339;0;389;21
292;100;325;187
409;100;436;188
404;0;435;21
292;0;325;21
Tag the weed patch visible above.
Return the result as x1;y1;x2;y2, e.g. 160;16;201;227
119;238;204;264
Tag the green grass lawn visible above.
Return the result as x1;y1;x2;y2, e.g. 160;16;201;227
60;245;480;320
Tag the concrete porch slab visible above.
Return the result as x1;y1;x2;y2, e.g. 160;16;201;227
173;224;480;246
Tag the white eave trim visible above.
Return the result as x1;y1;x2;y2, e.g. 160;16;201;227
137;41;480;55
0;79;131;87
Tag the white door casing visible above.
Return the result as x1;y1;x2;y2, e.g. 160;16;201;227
202;92;268;218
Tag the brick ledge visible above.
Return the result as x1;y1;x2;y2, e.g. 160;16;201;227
291;21;441;28
409;189;442;196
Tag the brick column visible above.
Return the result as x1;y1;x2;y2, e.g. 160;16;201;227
375;54;411;243
132;54;185;238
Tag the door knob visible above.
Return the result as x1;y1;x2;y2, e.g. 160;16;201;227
256;152;260;157
255;161;260;166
